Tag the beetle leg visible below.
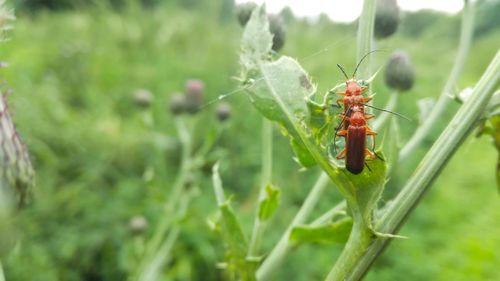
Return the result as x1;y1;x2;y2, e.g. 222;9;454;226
336;148;346;159
365;149;375;160
336;129;348;136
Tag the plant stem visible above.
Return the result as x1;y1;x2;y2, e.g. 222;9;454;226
356;0;375;81
310;201;347;227
342;49;500;281
148;117;191;251
324;216;372;281
399;0;475;161
136;116;192;279
248;119;273;258
138;187;194;281
372;91;399;130
256;172;330;281
0;261;5;281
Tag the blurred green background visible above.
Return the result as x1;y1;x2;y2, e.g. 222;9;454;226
1;0;499;280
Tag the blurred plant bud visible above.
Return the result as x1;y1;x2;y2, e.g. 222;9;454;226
169;93;187;115
216;102;232;122
268;14;286;51
374;0;400;39
235;2;257;26
185;79;204;114
129;215;148;235
0;93;34;207
133;89;153;109
384;50;415;92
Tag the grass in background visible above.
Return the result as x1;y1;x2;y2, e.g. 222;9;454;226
0;2;498;280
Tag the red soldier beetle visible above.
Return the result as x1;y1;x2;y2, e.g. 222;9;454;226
335;105;378;174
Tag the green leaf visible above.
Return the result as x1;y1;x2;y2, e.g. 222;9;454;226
211;164;252;280
306;98;331;141
220;203;248;260
240;5;272;71
240;5;318;168
336;150;387;227
258;185;280;220
289;218;353;244
246;57;317;167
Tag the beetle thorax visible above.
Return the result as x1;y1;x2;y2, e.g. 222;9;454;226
349;109;366;126
345;80;361;96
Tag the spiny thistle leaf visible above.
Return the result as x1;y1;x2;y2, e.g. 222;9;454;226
240;6;318;167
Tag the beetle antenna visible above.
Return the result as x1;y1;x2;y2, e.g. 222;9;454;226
362;103;411;121
337;64;349;80
352;50;384;78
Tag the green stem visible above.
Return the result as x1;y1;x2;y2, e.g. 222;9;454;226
372;91;399;130
138;226;181;281
399;0;475;161
136;116;192;279
212;162;226;205
248;119;273;258
310;201;347;227
324;216;372;281
0;261;5;281
138;187;194;281
356;0;375;82
343;49;500;281
256;172;330;281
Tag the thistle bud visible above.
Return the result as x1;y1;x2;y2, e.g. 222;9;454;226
133;89;153;109
185;79;204;114
374;0;400;39
215;102;232;122
384;50;415;92
129;215;148;235
235;2;257;26
268;14;286;51
169;93;187;115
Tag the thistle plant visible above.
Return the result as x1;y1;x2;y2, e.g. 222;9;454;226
0;2;34;278
131;79;233;281
211;1;500;280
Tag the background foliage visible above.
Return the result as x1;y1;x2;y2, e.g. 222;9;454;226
1;0;499;280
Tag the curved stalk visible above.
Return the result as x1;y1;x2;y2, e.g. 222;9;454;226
248;118;273;258
324;213;372;281
356;0;375;82
135;116;192;280
372;91;399;130
256;172;330;281
399;0;475;161
0;261;4;281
